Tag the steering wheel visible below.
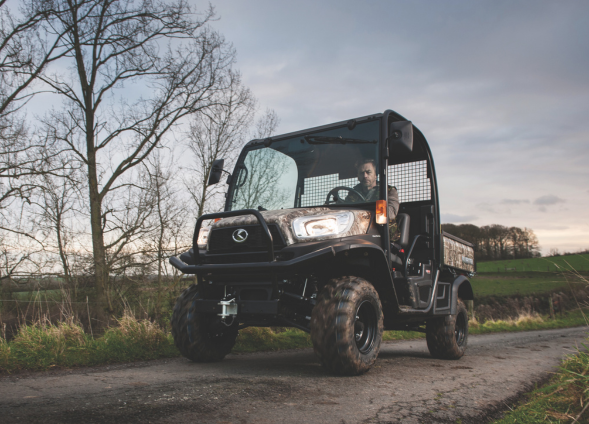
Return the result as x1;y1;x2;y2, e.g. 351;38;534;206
325;186;366;204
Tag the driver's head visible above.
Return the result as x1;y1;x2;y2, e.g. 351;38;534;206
356;159;377;190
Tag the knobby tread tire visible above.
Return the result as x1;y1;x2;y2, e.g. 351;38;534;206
310;276;384;375
426;300;468;360
171;284;238;362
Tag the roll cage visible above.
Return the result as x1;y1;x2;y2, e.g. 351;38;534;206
223;109;442;272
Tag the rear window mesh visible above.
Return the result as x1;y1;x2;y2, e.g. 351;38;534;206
387;160;431;202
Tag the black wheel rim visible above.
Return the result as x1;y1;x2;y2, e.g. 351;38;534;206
455;312;467;346
354;300;377;354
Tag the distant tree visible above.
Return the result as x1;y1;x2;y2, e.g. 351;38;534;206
442;223;541;261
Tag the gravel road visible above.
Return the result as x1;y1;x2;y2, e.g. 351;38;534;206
1;327;586;424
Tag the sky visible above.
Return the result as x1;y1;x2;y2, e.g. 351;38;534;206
199;0;589;255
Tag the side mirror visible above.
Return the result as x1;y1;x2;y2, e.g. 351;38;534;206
207;159;225;186
389;121;413;153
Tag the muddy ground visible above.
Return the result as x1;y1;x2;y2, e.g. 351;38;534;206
0;327;586;423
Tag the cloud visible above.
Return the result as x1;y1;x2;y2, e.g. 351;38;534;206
502;199;530;205
534;195;566;205
475;202;496;213
535;225;569;231
441;213;477;223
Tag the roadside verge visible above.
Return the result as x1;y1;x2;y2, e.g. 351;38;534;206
1;309;587;374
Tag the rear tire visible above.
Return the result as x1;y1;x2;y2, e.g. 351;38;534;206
171;285;238;362
426;300;468;359
310;276;384;375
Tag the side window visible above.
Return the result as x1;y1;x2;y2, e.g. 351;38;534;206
387;160;431;203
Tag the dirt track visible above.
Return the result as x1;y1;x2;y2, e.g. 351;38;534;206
0;327;586;423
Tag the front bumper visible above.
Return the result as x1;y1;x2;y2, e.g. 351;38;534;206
169;245;338;276
169;239;385;277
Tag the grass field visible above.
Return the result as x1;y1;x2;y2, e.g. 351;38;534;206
472;254;589;298
469;272;582;298
476;253;589;273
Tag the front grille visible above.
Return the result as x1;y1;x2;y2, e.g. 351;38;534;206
208;224;285;254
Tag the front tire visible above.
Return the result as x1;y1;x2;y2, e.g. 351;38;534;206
171;285;238;362
310;276;384;375
426;300;468;359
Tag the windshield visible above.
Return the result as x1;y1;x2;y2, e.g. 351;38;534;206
228;119;380;211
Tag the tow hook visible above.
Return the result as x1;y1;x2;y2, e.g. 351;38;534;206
218;298;237;324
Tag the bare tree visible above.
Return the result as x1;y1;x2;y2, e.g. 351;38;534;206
252;109;280;140
139;152;190;318
0;0;72;117
184;72;256;217
33;166;83;285
35;0;237;316
185;107;282;216
145;154;189;276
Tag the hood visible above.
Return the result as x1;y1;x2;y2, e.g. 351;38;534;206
211;208;372;245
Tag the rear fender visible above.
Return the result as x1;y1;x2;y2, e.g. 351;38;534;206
450;275;473;315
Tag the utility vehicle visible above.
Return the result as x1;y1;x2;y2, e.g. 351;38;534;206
170;109;475;375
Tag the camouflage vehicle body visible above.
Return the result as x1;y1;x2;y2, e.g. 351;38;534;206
170;109;475;375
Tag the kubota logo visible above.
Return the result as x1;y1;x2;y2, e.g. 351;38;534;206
232;228;248;243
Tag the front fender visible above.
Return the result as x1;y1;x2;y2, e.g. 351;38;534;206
333;242;399;311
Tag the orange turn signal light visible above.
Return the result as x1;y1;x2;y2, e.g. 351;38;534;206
376;200;387;224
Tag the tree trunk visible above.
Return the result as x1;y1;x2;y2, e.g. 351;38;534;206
87;147;110;322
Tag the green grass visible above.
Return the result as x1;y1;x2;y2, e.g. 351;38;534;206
0;314;179;373
1;309;587;374
491;338;589;424
470;272;578;297
469;309;588;335
477;253;589;273
234;327;312;352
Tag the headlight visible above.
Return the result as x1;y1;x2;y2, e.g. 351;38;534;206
197;227;210;248
292;212;354;239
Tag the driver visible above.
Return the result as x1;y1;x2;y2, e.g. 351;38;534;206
345;158;400;238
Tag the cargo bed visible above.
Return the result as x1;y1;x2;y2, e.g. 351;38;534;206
442;232;475;273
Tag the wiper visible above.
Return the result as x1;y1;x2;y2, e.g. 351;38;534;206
303;135;377;145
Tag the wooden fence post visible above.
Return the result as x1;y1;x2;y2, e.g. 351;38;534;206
466;300;475;321
548;294;555;319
